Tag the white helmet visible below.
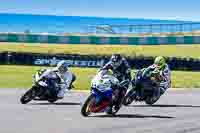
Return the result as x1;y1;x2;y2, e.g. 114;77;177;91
56;60;68;74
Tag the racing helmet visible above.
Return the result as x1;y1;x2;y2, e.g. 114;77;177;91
154;56;166;70
56;60;68;74
110;54;122;68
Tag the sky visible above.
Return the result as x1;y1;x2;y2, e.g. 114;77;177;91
0;0;199;21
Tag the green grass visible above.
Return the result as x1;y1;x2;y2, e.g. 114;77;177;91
0;42;200;58
171;71;200;88
0;65;97;89
0;65;199;89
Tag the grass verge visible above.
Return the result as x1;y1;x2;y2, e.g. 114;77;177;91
0;65;199;89
0;42;200;58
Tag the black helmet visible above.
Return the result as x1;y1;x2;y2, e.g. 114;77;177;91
110;54;122;67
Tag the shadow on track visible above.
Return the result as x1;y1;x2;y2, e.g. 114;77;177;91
29;102;81;105
129;104;200;108
92;114;174;119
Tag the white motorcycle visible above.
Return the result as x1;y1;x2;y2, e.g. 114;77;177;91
20;69;64;104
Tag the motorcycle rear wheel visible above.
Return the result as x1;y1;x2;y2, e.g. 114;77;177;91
123;89;135;106
48;99;57;103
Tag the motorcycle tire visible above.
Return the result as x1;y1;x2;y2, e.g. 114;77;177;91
81;94;95;117
110;104;121;116
20;88;35;104
145;96;159;105
123;89;135;106
48;99;57;103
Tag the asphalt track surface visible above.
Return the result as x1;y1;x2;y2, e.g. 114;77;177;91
1;89;200;133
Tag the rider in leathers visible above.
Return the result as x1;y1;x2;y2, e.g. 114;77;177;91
36;60;76;99
100;54;131;111
141;56;171;101
101;54;131;82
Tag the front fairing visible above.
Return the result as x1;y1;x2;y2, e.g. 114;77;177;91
91;87;112;105
88;87;112;113
91;87;112;99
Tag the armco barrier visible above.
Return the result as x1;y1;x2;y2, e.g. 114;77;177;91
0;33;200;44
1;52;200;71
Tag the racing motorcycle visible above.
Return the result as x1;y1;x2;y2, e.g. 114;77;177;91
81;74;129;117
123;69;162;106
20;69;63;104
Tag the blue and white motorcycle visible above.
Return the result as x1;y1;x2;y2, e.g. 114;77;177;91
81;72;128;117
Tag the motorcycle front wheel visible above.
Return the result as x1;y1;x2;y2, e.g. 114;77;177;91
20;87;35;104
145;96;159;105
81;94;95;117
